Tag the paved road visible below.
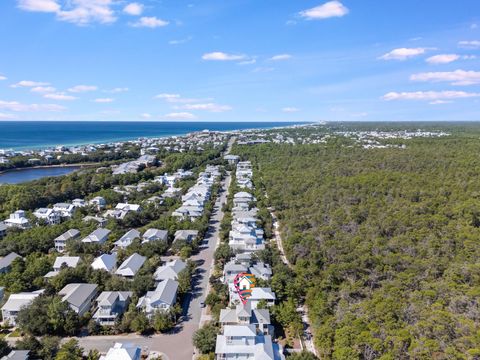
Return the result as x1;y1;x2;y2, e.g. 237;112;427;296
269;207;318;358
72;137;236;359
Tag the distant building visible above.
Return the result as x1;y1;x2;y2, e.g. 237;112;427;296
54;229;80;253
82;228;111;244
4;210;31;230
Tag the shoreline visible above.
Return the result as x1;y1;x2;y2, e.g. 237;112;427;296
0;121;312;152
0;163;98;176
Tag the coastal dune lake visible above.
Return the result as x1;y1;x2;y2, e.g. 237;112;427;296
0;166;80;184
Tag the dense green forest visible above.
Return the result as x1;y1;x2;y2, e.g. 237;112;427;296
234;127;480;359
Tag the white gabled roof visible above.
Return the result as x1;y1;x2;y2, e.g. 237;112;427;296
91;253;117;272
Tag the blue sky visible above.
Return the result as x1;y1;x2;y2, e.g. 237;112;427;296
0;0;479;122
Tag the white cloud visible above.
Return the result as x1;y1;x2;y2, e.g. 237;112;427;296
11;80;50;88
18;0;60;13
252;67;274;73
93;97;114;103
382;90;480;101
44;92;77;101
155;93;205;104
140;113;152;119
410;70;480;86
269;54;292;61
163;112;197;120
471;24;478;30
458;40;480;49
299;1;349;20
202;52;247;61
237;59;257;65
0;113;18;120
179;103;232;112
130;16;169;28
0;75;7;81
31;86;56;93
56;0;116;25
379;48;427;60
169;36;192;45
426;54;460;64
68;85;98;93
282;107;300;113
429;100;452;105
0;100;66;112
106;87;129;93
123;2;143;16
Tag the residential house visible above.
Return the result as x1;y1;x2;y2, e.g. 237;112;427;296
89;196;107;210
249;288;276;309
33;208;60;225
91;253;117;273
105;203;141;220
72;199;86;208
1;290;44;326
174;230;199;244
0;253;21;274
215;324;285;360
224;154;240;164
249;262;272;282
54;229;80;252
53;203;76;218
233;192;255;209
137;279;178;317
45;256;81;278
219;302;272;335
223;261;248;284
99;343;141;360
58;283;98;316
115;253;146;279
142;229;168;243
93;291;132;326
114;229;141;249
83;216;107;227
82;228;111;244
153;259;186;283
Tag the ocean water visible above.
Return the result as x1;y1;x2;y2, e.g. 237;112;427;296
0;121;304;150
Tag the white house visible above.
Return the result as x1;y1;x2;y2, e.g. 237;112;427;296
249;288;276;309
45;256;81;278
33;208;61;225
114;229;141;249
4;210;31;229
1;290;44;326
93;291;132;326
153;259;186;283
54;229;80;252
142;229;168;243
82;228;111;244
115;253;146;278
58;283;98;316
91;253;117;273
89;196;107;210
215;324;285;360
53;203;76;218
137;279;178;317
99;343;141;360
